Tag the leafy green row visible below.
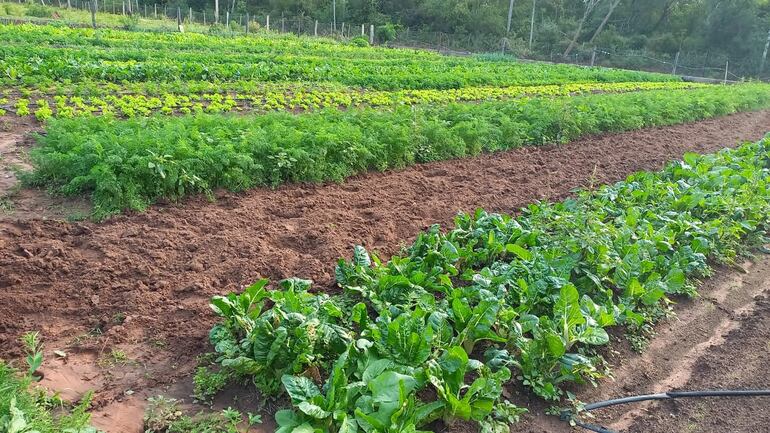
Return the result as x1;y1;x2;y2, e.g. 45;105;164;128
207;137;770;433
1;24;677;90
2;81;707;120
26;84;770;220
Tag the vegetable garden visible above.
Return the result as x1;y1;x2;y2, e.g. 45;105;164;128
1;18;770;433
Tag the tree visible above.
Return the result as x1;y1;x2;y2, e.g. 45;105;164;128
649;0;679;32
564;0;601;56
588;0;621;44
507;0;516;33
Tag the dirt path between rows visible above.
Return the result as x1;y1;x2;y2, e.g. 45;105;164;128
1;110;769;432
508;256;770;433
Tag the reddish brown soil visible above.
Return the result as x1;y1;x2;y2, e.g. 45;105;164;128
1;110;769;432
506;256;770;433
626;280;770;433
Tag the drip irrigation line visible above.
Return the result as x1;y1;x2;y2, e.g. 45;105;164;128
563;389;770;433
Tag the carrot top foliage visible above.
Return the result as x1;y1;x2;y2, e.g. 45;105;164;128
25;84;770;220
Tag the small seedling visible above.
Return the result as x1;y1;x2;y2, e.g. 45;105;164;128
22;331;43;380
112;312;127;324
247;412;262;425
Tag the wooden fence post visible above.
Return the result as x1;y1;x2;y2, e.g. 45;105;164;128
153;3;156;18
528;0;536;49
314;20;318;36
369;24;374;44
246;12;249;34
590;47;596;66
760;28;770;76
361;23;364;36
724;60;729;84
266;14;269;31
189;7;192;23
672;51;680;75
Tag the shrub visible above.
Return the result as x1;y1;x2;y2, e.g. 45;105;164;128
376;22;398;43
349;35;369;47
119;15;139;31
25;4;52;18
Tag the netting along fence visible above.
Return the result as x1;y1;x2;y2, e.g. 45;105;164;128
393;29;762;81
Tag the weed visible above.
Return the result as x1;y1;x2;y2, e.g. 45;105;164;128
625;304;674;353
150;338;167;348
0;197;14;213
66;211;89;222
193;367;231;404
143;396;184;432
69;328;103;347
143;396;244;433
247;412;262;426
0;344;99;432
98;349;130;368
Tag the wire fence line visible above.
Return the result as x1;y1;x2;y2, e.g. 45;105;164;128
2;0;765;82
394;29;759;81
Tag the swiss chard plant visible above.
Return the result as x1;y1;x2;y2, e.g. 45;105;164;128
207;137;770;431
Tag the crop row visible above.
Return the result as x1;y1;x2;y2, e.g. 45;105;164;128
0;22;433;61
0;81;708;120
1;24;677;90
205;137;770;432
25;84;770;219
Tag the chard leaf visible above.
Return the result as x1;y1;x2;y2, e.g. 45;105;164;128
370;371;417;407
338;415;358;433
545;332;566;358
414;400;445;424
577;326;609;345
282;375;321;404
291;424;315;433
353;245;372;267
665;268;686;293
506;243;532;261
297;401;331;419
362;359;395;383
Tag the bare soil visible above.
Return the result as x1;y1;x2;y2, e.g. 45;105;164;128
1;111;769;432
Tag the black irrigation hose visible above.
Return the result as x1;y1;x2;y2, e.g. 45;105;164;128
563;389;770;433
